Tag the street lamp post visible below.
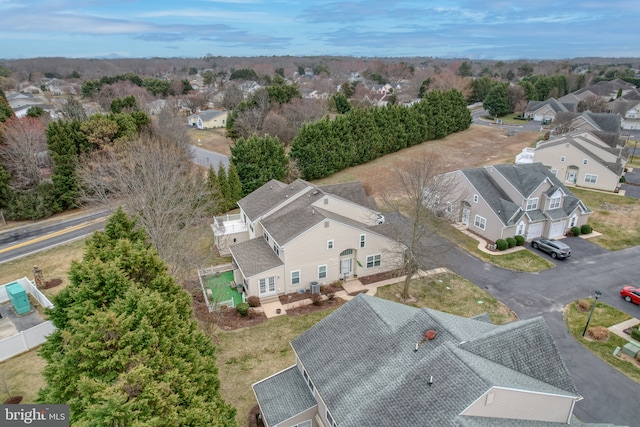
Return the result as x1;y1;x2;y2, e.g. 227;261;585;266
582;290;602;337
631;139;638;164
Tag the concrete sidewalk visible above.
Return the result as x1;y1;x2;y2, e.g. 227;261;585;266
608;317;640;345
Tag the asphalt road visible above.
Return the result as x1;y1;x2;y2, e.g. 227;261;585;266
190;145;229;170
0;210;110;263
432;234;640;426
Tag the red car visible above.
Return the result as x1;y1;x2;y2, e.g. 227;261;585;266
620;286;640;305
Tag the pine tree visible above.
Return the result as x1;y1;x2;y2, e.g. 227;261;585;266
227;162;243;209
216;162;231;211
38;210;237;426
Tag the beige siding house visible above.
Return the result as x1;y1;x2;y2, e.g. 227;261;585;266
522;131;627;192
188;109;228;129
219;179;398;301
441;163;591;243
253;294;589;427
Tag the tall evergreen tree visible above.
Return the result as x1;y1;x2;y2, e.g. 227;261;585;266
230;135;288;196
38;209;236;426
216;162;231;211
483;83;511;117
227;162;243;209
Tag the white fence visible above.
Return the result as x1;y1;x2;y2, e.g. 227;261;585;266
0;321;55;362
0;277;56;362
198;263;233;277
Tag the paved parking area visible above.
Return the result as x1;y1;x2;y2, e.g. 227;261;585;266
621;168;640;199
526;235;609;265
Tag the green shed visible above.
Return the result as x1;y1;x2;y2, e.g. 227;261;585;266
6;282;31;315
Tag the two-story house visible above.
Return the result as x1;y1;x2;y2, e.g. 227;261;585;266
216;179;399;302
253;294;592;427
607;89;640;130
439;163;591;243
516;131;627;192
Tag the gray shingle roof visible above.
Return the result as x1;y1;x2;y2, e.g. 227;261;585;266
289;294;581;427
237;179;310;221
463;163;591;225
252;366;317;427
229;237;283;278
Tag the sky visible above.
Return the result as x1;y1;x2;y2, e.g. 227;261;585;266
0;0;638;60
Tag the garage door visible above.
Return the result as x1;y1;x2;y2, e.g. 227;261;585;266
526;223;543;240
549;221;566;238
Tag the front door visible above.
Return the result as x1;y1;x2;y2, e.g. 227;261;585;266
566;170;577;183
462;208;470;225
340;258;353;278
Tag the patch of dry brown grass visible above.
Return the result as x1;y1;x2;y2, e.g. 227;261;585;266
0;348;47;403
314;125;541;197
0;238;86;298
188;127;232;156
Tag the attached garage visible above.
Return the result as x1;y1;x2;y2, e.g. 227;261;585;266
526;223;544;240
549;221;566;238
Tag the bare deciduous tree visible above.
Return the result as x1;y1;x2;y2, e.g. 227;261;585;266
379;153;463;300
220;85;244;110
577;95;608;113
77;135;216;281
0;117;49;189
262;110;295;145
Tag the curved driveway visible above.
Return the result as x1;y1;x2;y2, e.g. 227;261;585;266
426;237;640;425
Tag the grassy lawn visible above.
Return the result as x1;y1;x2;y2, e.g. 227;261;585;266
0;238;87;299
571;187;640;250
565;299;640;384
375;272;518;325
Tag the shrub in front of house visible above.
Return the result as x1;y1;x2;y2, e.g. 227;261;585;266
310;293;322;306
631;327;640;342
514;235;525;246
571;226;581;236
495;239;508;251
581;224;592;235
506;237;516;248
247;296;261;307
236;302;250;317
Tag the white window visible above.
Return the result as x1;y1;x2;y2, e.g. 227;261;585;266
327;240;334;250
585;174;598;184
560;156;566;162
359;234;366;248
318;265;327;279
549;196;561;209
366;254;381;268
326;410;336;427
570;215;578;227
526;197;538;211
516;221;525;235
291;270;300;285
474;215;486;230
550;169;558;176
583;159;589;165
303;370;314;394
273;243;279;255
473;194;479;203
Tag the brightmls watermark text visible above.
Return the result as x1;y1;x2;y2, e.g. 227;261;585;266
1;405;69;426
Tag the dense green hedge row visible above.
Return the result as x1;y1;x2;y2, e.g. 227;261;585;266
290;89;471;180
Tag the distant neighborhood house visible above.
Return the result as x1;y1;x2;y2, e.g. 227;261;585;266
516;131;627;192
188;109;228;130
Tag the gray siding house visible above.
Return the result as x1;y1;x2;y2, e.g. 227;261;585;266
441;163;591;243
252;294;606;426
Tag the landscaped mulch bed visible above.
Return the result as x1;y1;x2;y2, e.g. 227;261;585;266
279;284;343;305
358;270;402;286
286;297;345;316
